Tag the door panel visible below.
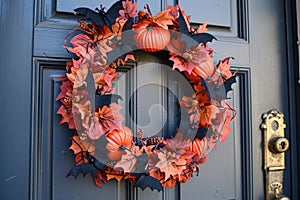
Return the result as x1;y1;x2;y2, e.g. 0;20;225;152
29;0;297;199
181;83;242;200
31;60;128;200
178;0;232;27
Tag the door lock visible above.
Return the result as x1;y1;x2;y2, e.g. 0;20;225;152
261;110;290;200
269;137;289;154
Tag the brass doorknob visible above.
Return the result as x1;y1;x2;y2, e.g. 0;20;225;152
269;137;289;153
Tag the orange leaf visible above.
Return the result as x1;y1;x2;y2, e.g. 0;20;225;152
194;82;210;105
106;174;124;182
69;135;95;154
156;149;186;181
196;22;208;33
114;146;143;173
73;66;88;88
95;103;124;133
162;178;177;188
199;104;219;127
73;101;92;130
75;153;88;165
153;9;174;29
114;150;137;173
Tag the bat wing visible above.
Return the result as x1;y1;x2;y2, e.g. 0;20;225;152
74;7;105;27
205;76;237;101
192;33;217;45
176;10;216;48
95;94;123;107
176;10;190;35
103;0;124;29
93;159;107;171
223;76;237;95
195;127;209;140
135;174;163;192
106;30;136;64
67;163;98;178
177;109;209;140
122;18;134;32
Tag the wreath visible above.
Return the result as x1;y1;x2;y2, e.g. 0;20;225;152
56;0;237;191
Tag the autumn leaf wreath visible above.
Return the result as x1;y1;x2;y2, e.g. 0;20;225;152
56;0;237;191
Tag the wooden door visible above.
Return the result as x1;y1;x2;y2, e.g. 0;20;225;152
0;0;298;199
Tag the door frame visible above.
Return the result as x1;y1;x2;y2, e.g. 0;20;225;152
284;0;299;198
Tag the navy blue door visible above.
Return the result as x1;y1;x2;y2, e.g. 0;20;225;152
0;0;298;199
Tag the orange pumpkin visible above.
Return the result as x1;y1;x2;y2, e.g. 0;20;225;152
187;137;210;156
106;125;133;160
191;58;215;79
134;26;171;52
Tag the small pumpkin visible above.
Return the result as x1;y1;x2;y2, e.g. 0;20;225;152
187;137;210;156
134;25;171;52
106;125;133;160
191;58;215;79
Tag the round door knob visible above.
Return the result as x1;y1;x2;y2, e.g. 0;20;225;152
269;137;289;153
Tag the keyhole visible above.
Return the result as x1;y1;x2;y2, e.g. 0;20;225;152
280;141;286;150
274;138;289;153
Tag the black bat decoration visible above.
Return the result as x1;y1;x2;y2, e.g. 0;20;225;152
85;68;123;108
85;66;123;108
176;9;216;48
177;108;209;140
133;173;163;192
74;0;124;31
95;94;123;108
203;76;237;102
67;154;106;178
106;18;136;64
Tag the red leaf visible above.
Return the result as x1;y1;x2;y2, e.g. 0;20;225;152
55;76;73;101
57;105;72;125
168;40;210;74
65;34;94;57
119;1;138;20
93;176;102;187
87;120;105;140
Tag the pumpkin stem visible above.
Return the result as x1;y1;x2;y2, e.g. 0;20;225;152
147;24;154;31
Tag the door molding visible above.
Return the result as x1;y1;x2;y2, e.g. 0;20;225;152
285;0;300;199
30;58;69;200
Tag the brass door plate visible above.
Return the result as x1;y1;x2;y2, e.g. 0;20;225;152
261;110;287;170
261;110;289;200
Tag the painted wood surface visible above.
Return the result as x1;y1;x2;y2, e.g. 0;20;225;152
0;0;297;199
0;0;34;199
